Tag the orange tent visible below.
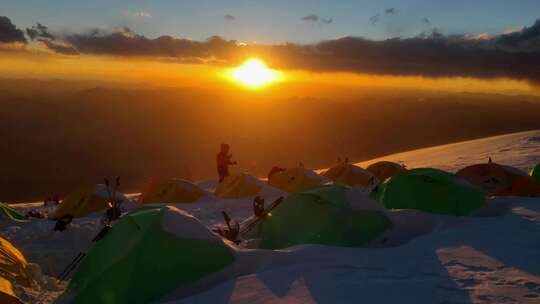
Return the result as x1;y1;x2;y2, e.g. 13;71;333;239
456;163;539;197
366;161;405;182
0;277;23;304
0;237;30;304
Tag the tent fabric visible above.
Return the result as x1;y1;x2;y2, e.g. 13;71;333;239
140;179;206;204
268;168;328;193
0;277;23;304
51;184;129;219
214;173;263;198
456;163;539;197
0;203;27;223
252;185;391;249
530;163;540;185
322;163;377;187
70;206;235;304
0;237;30;287
0;237;30;304
366;161;405;182
372;168;485;216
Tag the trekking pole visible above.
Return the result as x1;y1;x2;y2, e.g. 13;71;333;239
57;252;83;280
112;176;120;208
222;211;232;231
58;253;86;281
104;178;113;206
240;196;284;236
57;223;114;282
220;211;239;243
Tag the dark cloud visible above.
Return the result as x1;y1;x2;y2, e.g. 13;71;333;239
302;15;333;25
26;23;55;40
25;22;77;55
0;16;26;43
263;26;540;84
385;8;398;15
302;15;319;22
370;14;380;25
496;19;540;52
321;18;333;25
63;27;238;60
224;14;236;21
39;39;79;55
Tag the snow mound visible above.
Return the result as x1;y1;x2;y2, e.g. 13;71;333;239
161;206;223;241
346;188;387;213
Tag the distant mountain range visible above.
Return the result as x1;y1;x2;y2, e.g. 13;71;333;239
2;78;540;201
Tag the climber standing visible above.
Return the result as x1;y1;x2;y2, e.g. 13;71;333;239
217;143;237;183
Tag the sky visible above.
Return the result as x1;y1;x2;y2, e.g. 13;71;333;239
1;1;540;96
3;0;540;43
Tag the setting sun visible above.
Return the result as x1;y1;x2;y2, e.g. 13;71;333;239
231;58;279;88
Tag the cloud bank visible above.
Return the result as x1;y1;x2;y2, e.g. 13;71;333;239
2;15;540;84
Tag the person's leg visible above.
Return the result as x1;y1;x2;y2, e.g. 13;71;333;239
218;166;227;183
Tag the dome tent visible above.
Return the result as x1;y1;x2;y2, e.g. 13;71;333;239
268;167;328;193
322;163;377;187
0;237;30;304
532;163;540;185
371;168;485;216
251;185;391;249
214;173;263;199
69;206;235;304
140;179;207;204
366;161;405;182
456;162;539;197
51;184;130;219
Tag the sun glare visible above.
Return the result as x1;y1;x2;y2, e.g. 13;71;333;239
231;58;278;88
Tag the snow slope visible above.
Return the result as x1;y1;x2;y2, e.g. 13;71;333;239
358;129;540;173
169;130;540;304
4;129;540;303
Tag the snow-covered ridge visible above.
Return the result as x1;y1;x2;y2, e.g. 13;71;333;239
358;129;540;173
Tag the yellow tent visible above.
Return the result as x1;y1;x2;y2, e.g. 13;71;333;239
322;163;377;187
366;161;405;182
0;237;29;304
140;179;207;204
51;184;128;219
215;173;263;198
269;167;328;193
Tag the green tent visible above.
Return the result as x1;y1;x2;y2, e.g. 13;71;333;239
0;203;27;223
532;163;540;185
253;185;391;249
70;206;235;304
371;168;485;216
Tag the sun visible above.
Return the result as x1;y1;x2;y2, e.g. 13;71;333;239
231;58;279;88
